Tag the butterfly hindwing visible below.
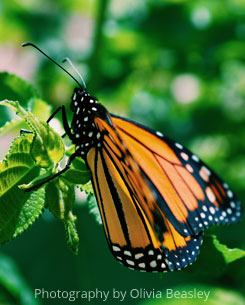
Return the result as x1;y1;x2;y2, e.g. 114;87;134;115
87;143;203;272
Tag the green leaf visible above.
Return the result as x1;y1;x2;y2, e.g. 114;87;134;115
0;119;26;138
0;187;45;244
0;72;38;106
66;146;89;172
81;180;94;195
0;253;40;305
30;98;52;121
62;168;91;185
65;145;76;156
0;97;51;137
45;178;79;253
87;193;102;225
71;157;89;171
46;178;75;220
0;134;35;198
212;235;245;264
65;146;91;183
0;100;64;168
18;170;53;190
0;134;45;244
64;212;79;255
30;120;64;167
0;98;50;140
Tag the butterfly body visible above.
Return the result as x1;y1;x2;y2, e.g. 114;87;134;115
70;88;103;155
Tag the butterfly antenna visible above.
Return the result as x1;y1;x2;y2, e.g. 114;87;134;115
22;42;83;89
62;57;87;89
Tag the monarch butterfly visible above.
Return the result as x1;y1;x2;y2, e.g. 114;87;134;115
22;43;242;273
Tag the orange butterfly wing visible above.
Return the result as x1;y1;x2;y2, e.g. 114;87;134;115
84;109;241;272
111;115;242;235
87;143;203;272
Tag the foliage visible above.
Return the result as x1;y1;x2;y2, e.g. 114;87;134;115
0;133;45;244
0;253;40;305
0;85;91;257
211;235;245;264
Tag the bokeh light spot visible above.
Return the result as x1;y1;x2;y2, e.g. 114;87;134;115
191;7;211;29
171;74;201;104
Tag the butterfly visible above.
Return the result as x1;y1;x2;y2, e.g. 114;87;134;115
22;43;242;273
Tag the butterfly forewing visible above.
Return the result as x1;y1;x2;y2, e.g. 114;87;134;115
111;115;242;235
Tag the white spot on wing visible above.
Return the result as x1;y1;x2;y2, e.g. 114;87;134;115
192;155;199;162
227;208;232;215
112;246;120;252
135;253;144;260
180;152;189;161
206;187;216;203
175;143;183;149
156;131;164;137
199;166;211;182
150;260;157;268
186;164;194;172
227;190;233;198
126;260;135;266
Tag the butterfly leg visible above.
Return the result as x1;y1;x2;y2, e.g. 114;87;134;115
20;129;33;135
25;152;78;192
46;106;63;123
47;105;73;139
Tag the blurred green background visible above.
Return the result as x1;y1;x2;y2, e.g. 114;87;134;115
0;0;245;304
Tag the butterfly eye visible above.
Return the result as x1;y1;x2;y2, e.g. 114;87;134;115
70;88;86;111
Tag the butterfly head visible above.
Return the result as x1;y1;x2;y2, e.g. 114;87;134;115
70;88;98;113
